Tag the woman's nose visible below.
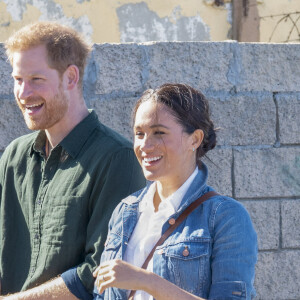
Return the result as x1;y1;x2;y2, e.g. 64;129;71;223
140;135;155;152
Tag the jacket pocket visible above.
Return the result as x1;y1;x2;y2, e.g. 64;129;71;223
164;240;209;259
157;240;210;295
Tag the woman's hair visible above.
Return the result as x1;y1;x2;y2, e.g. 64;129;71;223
5;21;91;88
132;83;217;166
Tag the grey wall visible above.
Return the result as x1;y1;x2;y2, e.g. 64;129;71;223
0;41;300;299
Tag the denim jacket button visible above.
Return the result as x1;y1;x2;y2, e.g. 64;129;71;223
168;218;176;225
182;247;189;257
157;249;164;255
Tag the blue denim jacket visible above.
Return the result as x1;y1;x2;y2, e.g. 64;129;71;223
93;164;257;300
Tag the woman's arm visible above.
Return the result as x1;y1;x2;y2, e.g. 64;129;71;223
208;198;257;299
93;259;205;300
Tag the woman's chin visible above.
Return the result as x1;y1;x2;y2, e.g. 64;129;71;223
143;170;160;182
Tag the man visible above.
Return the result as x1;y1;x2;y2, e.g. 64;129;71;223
0;22;145;299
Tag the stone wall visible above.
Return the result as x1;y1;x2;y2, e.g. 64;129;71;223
0;41;299;299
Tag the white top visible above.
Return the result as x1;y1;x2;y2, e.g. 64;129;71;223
123;168;198;300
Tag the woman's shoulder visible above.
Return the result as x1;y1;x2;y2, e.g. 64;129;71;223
211;193;243;206
200;191;252;223
204;192;255;233
109;185;150;221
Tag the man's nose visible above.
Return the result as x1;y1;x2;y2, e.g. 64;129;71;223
17;81;33;100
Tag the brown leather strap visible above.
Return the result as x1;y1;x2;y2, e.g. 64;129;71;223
128;190;218;299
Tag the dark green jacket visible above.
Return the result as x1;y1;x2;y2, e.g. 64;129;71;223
0;110;145;294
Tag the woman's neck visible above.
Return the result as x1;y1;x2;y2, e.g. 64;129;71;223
153;166;198;211
153;182;173;212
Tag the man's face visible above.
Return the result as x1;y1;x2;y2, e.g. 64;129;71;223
12;44;69;131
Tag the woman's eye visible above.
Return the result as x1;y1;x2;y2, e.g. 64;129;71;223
135;131;144;137
155;131;165;135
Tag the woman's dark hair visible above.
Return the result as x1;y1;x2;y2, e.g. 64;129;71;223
132;83;217;166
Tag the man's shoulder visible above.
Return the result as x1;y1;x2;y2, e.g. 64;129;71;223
0;132;38;168
92;122;133;152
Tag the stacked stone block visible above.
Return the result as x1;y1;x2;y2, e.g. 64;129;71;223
0;41;299;299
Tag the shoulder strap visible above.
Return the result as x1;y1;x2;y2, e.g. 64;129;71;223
128;190;218;299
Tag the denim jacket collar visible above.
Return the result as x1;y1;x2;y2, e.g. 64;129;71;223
122;162;210;216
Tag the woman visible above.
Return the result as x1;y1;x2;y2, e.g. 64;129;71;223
93;83;257;300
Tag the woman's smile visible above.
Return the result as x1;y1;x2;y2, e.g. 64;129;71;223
142;156;163;165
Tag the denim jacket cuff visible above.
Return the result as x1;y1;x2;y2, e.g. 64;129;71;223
209;281;249;299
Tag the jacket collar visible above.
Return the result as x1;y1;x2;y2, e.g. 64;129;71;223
122;162;209;212
175;162;209;214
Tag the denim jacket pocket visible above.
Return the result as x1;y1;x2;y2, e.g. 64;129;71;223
158;240;210;295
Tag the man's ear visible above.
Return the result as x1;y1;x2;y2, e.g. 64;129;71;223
192;129;204;151
64;64;79;90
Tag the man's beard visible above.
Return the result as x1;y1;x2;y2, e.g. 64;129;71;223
17;86;69;131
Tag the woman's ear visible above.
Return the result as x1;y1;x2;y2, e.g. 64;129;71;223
63;64;79;90
192;129;204;151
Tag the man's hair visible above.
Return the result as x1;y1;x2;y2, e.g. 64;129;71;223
5;21;92;88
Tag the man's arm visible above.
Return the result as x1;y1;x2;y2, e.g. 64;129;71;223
72;147;145;295
0;148;144;299
60;147;145;299
0;277;78;300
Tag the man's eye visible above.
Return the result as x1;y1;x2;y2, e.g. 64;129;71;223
32;77;42;81
155;131;165;135
14;78;22;83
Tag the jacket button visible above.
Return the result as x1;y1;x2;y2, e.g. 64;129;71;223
157;249;164;255
182;247;189;257
168;218;176;225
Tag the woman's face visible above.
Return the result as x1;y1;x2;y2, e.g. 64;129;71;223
134;101;198;191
